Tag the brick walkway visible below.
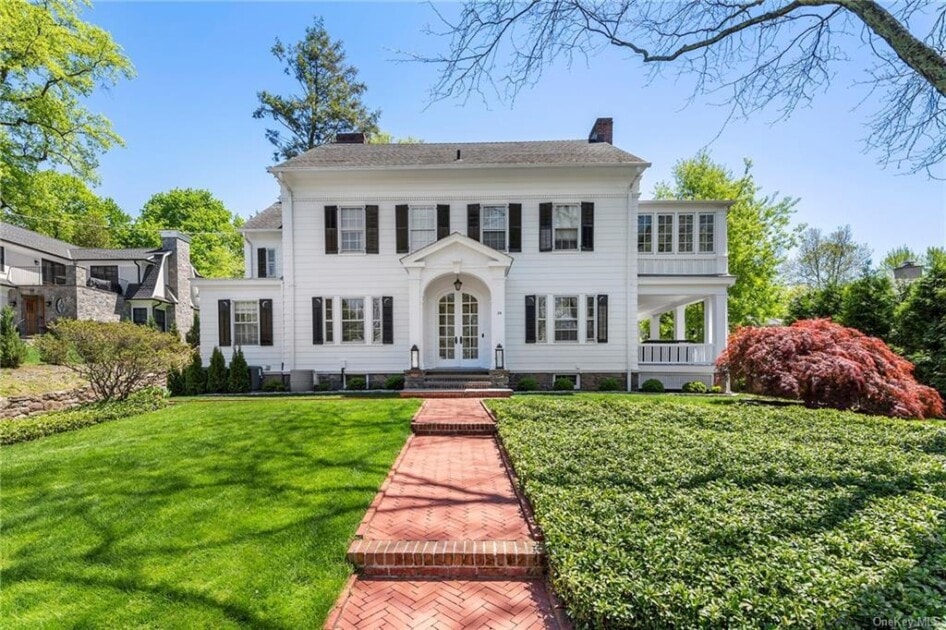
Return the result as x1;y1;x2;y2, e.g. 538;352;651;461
325;398;568;629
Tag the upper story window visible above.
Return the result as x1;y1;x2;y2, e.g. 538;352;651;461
481;205;507;251
554;204;580;250
637;215;653;253
256;248;277;278
41;259;67;286
699;214;715;253
90;265;119;291
234;300;259;345
410;206;437;252
657;214;674;253
678;214;694;253
340;206;365;253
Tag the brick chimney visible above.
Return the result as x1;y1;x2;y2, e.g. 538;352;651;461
588;117;613;144
159;230;194;338
335;132;366;144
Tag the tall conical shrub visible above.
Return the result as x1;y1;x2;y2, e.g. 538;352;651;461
228;347;250;393
0;306;27;368
206;347;228;393
183;351;206;395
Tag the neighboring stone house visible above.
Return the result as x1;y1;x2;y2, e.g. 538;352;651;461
0;224;198;337
196;118;735;391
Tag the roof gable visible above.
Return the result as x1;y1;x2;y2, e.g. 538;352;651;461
400;232;514;269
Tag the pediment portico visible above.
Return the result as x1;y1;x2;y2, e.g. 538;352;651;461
401;233;513;369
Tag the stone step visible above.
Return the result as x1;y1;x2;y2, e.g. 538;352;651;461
400;389;513;399
348;539;545;578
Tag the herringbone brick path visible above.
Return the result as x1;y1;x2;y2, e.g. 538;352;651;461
326;398;569;629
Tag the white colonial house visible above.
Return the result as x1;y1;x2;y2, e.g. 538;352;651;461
195;118;734;391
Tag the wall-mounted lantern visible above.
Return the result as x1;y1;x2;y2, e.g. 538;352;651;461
495;344;504;370
410;344;420;370
453;276;463;292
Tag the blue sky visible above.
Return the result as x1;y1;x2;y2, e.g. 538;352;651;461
83;1;944;261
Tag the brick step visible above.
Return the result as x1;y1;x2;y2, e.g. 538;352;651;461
400;389;513;398
348;539;545;578
421;380;495;389
411;420;496;435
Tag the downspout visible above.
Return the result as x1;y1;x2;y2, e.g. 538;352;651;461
626;167;645;392
273;171;294;373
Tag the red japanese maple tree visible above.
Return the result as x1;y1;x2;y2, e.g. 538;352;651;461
717;319;944;419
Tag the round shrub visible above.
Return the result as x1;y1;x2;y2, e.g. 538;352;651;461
710;385;723;394
641;378;665;393
384;374;405;390
598;377;622;391
346;376;366;391
261;379;288;392
517;376;539;392
717;319;944;418
553;377;576;391
682;381;708;394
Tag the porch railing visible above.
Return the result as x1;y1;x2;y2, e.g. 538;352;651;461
639;342;714;365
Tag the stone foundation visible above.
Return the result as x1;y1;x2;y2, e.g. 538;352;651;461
508;372;628;392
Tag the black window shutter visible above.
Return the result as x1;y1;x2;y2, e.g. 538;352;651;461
395;205;409;253
467;204;480;241
312;297;323;344
597;294;608;343
257;248;267;278
581;202;595;251
508;203;522;252
436;204;450;240
539;203;553;252
525;295;536;344
217;299;231;347
1;246;5;271
382;296;394;344
259;299;273;346
324;206;338;254
365;205;380;254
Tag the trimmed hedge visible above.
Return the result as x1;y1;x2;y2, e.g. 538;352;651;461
489;397;946;628
640;378;664;393
682;380;708;393
1;388;169;445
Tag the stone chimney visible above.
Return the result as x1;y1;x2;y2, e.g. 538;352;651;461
588;117;613;144
159;230;194;338
335;132;366;144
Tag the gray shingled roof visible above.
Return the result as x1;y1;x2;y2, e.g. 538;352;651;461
0;222;74;259
243;201;282;230
273;140;647;170
1;222;162;261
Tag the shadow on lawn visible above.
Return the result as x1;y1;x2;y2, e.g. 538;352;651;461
3;401;413;627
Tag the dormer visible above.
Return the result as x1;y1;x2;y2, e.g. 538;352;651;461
242;201;283;279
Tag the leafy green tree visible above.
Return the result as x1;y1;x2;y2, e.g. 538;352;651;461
183;351;206;396
228;348;250;393
129;189;244;278
785;285;844;325
0;306;27;368
1;0;134;210
254;17;380;162
654;152;797;329
367;132;423;144
789;225;871;289
2;171;134;247
839;272;896;340
896;258;946;395
206;347;228;394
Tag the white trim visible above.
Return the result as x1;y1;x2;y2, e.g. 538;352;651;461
399;232;514;267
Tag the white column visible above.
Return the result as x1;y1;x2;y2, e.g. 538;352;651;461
407;269;423;368
712;291;729;361
674;305;687;341
703;297;713;344
649;314;661;340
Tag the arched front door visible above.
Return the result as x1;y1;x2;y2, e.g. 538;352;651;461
437;291;482;368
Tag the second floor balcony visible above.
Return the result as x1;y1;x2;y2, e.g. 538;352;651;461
636;202;730;276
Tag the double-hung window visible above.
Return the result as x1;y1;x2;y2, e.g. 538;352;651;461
325;298;334;343
637;215;653;253
553;204;580;250
554;296;579;342
234;300;259;345
678;214;694;253
340;207;365;253
536;296;547;343
482;205;507;251
265;248;277;277
699;214;715;253
657;214;674;253
410;206;437;252
341;298;365;343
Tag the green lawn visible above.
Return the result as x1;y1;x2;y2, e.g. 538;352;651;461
488;395;946;628
2;398;420;628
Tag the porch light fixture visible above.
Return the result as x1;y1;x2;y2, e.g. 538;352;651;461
453;276;463;292
893;260;923;282
495;344;504;370
410;344;420;370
